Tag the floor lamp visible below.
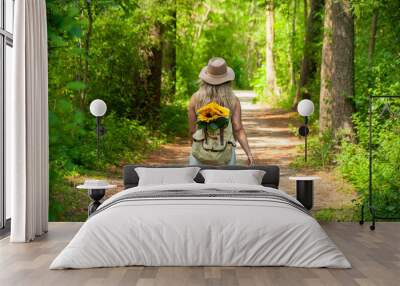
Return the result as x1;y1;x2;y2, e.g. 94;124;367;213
89;99;107;161
297;99;315;162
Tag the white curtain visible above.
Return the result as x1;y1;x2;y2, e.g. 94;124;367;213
7;0;49;242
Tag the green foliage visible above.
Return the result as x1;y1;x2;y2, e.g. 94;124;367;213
44;0;400;222
291;121;336;169
158;101;189;138
334;0;400;219
49;176;89;222
197;117;228;131
100;114;166;167
46;0;183;221
337;112;400;218
177;0;266;98
289;0;400;220
250;63;267;102
251;0;306;105
352;0;400;112
313;207;358;222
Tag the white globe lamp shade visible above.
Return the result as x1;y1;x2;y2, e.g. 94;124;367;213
90;99;107;117
297;99;314;117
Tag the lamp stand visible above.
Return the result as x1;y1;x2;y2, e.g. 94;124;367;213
95;117;106;162
304;116;308;162
96;117;101;161
297;99;313;162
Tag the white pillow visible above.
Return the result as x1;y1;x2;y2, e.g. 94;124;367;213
135;167;200;186
200;169;266;185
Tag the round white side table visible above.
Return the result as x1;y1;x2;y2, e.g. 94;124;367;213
77;182;116;216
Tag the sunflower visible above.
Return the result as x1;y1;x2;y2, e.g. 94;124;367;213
212;103;230;118
196;102;230;123
197;112;220;123
196;102;230;130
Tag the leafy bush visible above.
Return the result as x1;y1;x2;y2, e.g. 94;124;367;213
337;115;400;218
291;107;400;219
313;207;359;222
98;113;166;168
49;174;90;222
46;0;186;221
158;101;188;138
290;121;336;169
48;100;185;221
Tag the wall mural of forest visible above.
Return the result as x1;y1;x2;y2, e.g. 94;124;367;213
47;0;400;221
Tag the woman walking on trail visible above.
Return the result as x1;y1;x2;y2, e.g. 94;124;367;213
188;57;254;166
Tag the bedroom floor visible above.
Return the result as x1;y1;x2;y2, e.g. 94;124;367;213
0;222;399;286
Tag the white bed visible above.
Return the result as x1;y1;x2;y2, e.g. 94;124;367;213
50;183;351;269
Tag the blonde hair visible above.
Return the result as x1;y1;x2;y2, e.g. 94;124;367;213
192;81;236;112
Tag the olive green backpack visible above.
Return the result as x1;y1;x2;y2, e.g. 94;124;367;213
191;119;236;165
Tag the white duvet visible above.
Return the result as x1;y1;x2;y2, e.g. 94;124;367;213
50;183;351;269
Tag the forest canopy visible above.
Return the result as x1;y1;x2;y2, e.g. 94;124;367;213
46;0;400;221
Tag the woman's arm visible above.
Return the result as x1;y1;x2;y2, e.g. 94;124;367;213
231;98;254;166
188;96;197;140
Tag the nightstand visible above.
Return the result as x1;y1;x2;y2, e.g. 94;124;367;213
77;180;116;216
288;176;320;210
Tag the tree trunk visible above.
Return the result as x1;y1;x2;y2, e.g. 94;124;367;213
246;0;258;81
170;10;177;96
83;0;93;108
367;10;378;69
304;0;308;27
319;0;354;135
293;0;324;108
195;3;211;43
147;23;164;113
289;0;298;89
162;8;176;97
265;0;278;97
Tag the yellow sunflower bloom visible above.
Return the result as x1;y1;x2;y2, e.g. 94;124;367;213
196;105;211;115
213;104;230;117
196;102;230;123
197;113;220;123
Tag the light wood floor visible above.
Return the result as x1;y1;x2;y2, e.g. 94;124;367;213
0;222;399;286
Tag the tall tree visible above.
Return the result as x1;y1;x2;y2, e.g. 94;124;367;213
195;3;211;44
265;0;278;97
293;0;324;107
367;9;378;69
146;22;164;113
289;0;298;90
83;0;93;108
319;0;354;134
162;7;177;97
246;0;258;81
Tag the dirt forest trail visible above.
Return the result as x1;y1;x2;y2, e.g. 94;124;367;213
142;90;356;211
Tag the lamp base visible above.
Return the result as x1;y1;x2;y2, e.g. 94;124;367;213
87;189;106;216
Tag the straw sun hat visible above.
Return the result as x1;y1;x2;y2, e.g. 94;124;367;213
199;57;235;85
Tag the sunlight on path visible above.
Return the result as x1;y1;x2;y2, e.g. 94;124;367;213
142;90;355;210
233;90;301;169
